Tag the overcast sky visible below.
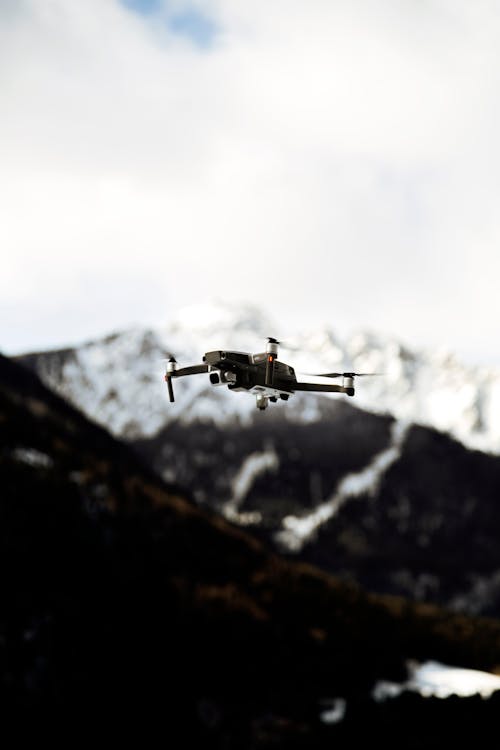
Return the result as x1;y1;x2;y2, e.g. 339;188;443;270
2;0;500;363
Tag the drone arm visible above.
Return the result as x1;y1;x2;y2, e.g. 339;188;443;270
171;364;209;377
265;355;275;386
293;381;354;396
265;338;279;386
164;363;209;403
165;376;175;402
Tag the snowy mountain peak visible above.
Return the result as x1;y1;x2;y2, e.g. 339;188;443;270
164;300;276;354
15;302;500;455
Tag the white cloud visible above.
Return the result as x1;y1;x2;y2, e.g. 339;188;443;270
1;0;500;362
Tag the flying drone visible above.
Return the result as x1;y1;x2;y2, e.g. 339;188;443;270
163;337;379;411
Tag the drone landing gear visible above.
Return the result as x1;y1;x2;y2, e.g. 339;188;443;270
256;393;269;411
255;392;285;410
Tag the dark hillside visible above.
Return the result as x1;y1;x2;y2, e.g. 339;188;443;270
136;411;500;618
135;403;392;515
3;352;500;746
300;423;500;614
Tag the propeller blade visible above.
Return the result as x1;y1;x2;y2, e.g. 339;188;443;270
305;371;383;378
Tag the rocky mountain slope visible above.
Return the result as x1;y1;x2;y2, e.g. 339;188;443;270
4;352;500;746
134;408;500;619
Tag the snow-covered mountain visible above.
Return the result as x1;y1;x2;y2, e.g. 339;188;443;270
15;303;500;619
17;299;500;455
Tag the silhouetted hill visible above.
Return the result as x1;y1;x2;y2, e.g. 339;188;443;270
3;351;500;746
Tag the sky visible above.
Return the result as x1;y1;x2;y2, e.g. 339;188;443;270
2;0;500;363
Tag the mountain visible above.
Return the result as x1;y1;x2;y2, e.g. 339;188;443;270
133;410;500;620
15;301;500;622
288;421;500;617
6;353;500;745
15;299;500;453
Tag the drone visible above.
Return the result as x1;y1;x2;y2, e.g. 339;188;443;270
164;337;379;411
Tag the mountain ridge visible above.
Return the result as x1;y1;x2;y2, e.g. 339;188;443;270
15;300;500;454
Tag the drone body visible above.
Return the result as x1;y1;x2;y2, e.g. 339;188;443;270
164;338;377;410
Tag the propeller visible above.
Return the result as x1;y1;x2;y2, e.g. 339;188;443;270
306;371;383;378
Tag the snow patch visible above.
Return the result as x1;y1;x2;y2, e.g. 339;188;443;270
319;697;346;724
374;660;500;700
222;448;279;524
12;447;54;468
275;419;410;552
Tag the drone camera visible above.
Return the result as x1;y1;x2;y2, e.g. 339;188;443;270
210;371;237;386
